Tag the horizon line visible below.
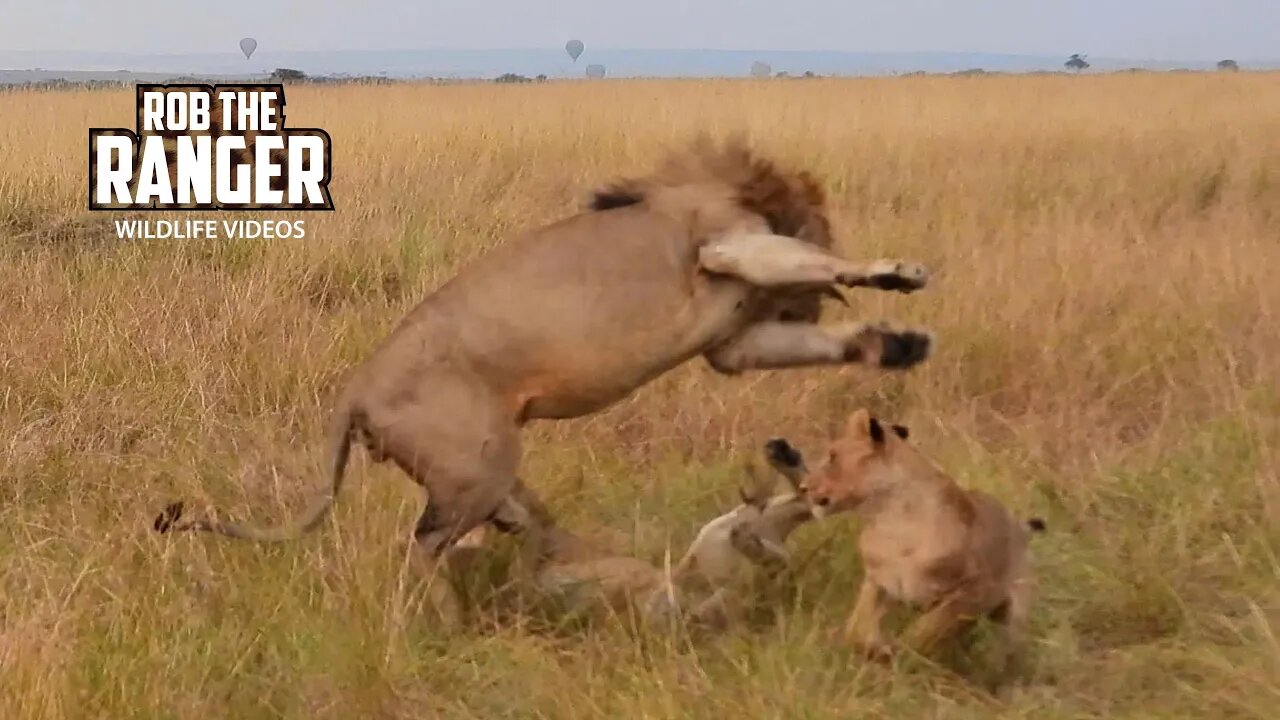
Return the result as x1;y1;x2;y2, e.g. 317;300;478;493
4;47;1275;64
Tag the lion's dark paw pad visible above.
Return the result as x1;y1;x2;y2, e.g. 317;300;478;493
864;262;928;293
879;331;932;369
868;273;921;293
765;438;803;468
154;501;184;534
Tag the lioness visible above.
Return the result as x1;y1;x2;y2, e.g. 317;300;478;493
639;440;817;629
462;440;817;630
774;411;1044;662
153;137;933;621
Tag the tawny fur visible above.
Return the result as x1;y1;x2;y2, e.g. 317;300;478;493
787;409;1044;664
153;137;932;624
638;446;816;629
452;440;817;630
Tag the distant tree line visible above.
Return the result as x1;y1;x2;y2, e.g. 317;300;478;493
1060;54;1244;74
2;57;1255;94
265;68;397;84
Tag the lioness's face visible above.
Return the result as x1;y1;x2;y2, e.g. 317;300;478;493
803;409;908;517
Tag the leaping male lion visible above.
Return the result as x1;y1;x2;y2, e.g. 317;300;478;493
154;136;935;620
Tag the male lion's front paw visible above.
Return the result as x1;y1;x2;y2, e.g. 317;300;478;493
843;326;933;370
876;329;933;369
848;261;929;293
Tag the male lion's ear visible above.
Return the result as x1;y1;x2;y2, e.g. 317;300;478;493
794;170;827;206
868;417;886;445
891;424;909;440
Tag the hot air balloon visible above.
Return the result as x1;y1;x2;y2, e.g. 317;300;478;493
750;60;771;78
239;37;258;59
565;39;584;62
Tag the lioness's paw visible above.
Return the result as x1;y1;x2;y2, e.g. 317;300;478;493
855;641;895;664
851;261;929;293
154;501;185;533
764;438;803;469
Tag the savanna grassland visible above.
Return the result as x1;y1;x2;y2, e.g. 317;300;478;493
2;73;1279;719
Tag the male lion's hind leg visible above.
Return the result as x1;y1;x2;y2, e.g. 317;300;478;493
410;480;546;627
408;501;480;627
369;397;527;628
479;479;570;595
705;321;931;375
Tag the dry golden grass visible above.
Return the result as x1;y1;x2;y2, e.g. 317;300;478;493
2;73;1279;718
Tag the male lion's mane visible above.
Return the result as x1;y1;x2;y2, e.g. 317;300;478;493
588;136;833;248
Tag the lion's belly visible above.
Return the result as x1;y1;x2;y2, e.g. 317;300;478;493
516;320;733;420
505;282;752;422
517;365;700;420
519;374;664;420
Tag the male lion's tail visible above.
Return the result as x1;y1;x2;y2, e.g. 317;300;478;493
153;404;354;543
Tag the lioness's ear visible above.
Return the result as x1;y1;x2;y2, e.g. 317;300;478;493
868;417;886;445
845;408;872;438
891;424;909;440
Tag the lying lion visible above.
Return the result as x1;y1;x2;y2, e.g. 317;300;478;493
154;136;933;623
639;442;817;629
772;410;1045;664
455;440;817;630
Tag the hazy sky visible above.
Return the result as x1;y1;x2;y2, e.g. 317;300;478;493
6;0;1278;60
